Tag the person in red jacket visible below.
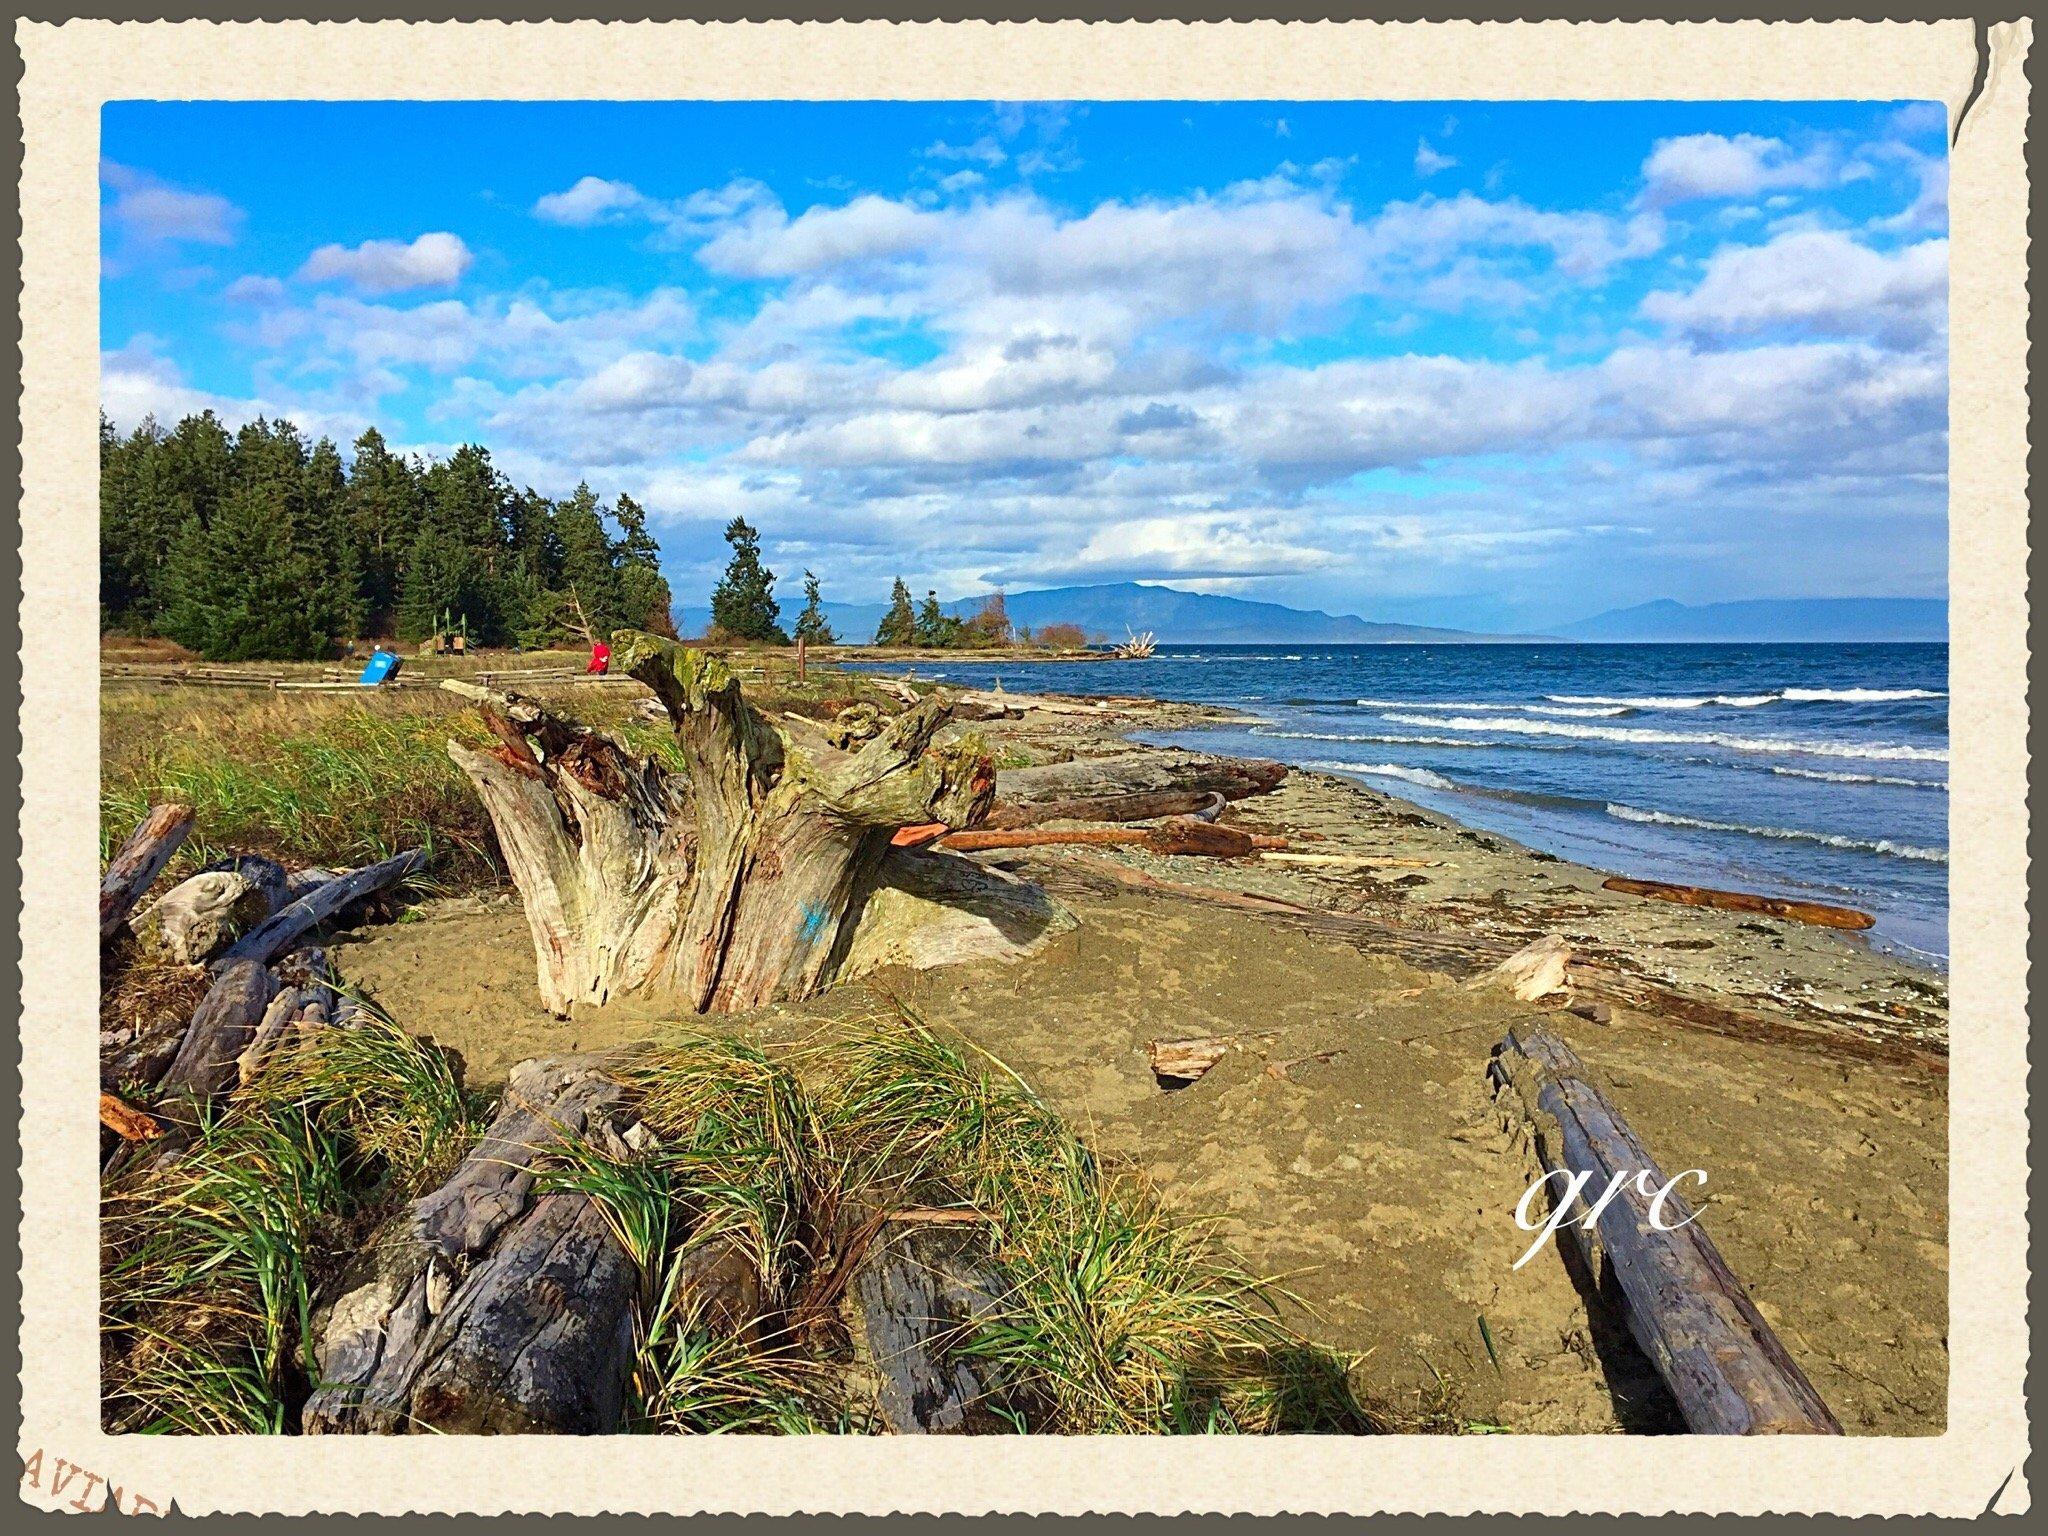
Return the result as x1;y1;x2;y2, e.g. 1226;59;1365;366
587;640;611;675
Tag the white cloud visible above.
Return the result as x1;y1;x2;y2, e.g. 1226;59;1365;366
1639;133;1837;205
988;512;1332;584
224;274;288;305
533;176;650;225
1640;230;1946;341
101;161;240;246
297;232;474;294
1414;139;1457;177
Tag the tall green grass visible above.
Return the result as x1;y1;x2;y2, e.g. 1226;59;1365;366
101;698;501;891
101;1006;484;1433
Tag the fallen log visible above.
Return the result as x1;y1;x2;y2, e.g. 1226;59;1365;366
1602;876;1875;932
152;855;290;963
100;803;195;941
216;849;427;968
306;1055;642;1435
980;786;1233;831
149;958;279;1133
1490;1024;1842;1435
939;821;1283;858
990;754;1286;824
1260;852;1439;869
443;634;999;1017
850;1222;1014;1434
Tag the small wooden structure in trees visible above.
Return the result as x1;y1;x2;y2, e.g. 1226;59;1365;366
445;631;1025;1017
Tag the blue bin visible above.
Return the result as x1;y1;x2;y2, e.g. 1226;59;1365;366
358;650;400;686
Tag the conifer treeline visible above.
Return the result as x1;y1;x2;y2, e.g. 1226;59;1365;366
100;411;676;661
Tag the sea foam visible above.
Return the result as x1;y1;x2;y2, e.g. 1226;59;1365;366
1377;712;1948;763
1603;803;1947;863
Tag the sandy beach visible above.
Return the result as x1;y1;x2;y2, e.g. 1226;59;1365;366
338;680;1949;1435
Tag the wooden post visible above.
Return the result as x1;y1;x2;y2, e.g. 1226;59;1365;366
796;634;807;684
100;803;195;941
1490;1024;1842;1434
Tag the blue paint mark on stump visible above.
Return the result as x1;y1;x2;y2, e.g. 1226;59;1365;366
798;901;830;942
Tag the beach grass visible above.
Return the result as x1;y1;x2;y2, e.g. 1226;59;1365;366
100;1005;484;1433
544;1012;1384;1436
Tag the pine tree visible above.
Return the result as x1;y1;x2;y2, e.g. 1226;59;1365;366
793;570;835;645
160;481;328;660
874;577;916;647
612;493;676;636
914;589;959;649
345;428;423;635
708;517;787;644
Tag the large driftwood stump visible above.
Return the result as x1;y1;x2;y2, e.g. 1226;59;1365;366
447;632;1002;1016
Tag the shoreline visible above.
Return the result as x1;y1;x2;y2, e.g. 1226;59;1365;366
335;664;1948;1434
927;674;1949;1052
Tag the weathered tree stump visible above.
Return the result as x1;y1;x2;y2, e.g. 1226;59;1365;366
445;632;1005;1016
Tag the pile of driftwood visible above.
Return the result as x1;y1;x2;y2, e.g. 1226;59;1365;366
98;804;426;1164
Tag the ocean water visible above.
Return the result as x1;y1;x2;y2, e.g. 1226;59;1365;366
849;643;1951;966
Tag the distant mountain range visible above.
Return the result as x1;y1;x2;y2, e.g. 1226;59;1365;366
809;582;1948;646
1555;597;1948;643
818;581;1514;645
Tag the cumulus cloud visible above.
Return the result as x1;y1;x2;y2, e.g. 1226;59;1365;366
533;175;651;225
1639;133;1838;205
101;161;240;246
297;232;474;294
128;135;1944;619
1640;230;1946;342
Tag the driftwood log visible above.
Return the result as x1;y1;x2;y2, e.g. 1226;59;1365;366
444;633;1010;1017
984;755;1287;829
1602;876;1875;931
850;1222;1014;1434
1471;934;1574;1002
217;849;427;968
151;855;291;963
306;1056;643;1435
1041;854;1946;1073
100;803;194;941
1490;1024;1841;1435
938;821;1283;859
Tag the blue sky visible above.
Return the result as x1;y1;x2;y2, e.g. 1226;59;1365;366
101;100;1948;632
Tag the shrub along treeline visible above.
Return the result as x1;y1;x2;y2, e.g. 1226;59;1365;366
101;411;676;661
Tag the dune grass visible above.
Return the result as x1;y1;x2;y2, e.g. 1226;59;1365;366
100;1005;484;1433
547;1013;1383;1436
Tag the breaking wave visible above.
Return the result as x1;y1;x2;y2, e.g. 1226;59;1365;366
1300;761;1457;790
1780;687;1946;703
1376;712;1949;763
1603;803;1947;864
1768;765;1947;790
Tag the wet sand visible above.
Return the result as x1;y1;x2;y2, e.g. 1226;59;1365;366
335;685;1948;1434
